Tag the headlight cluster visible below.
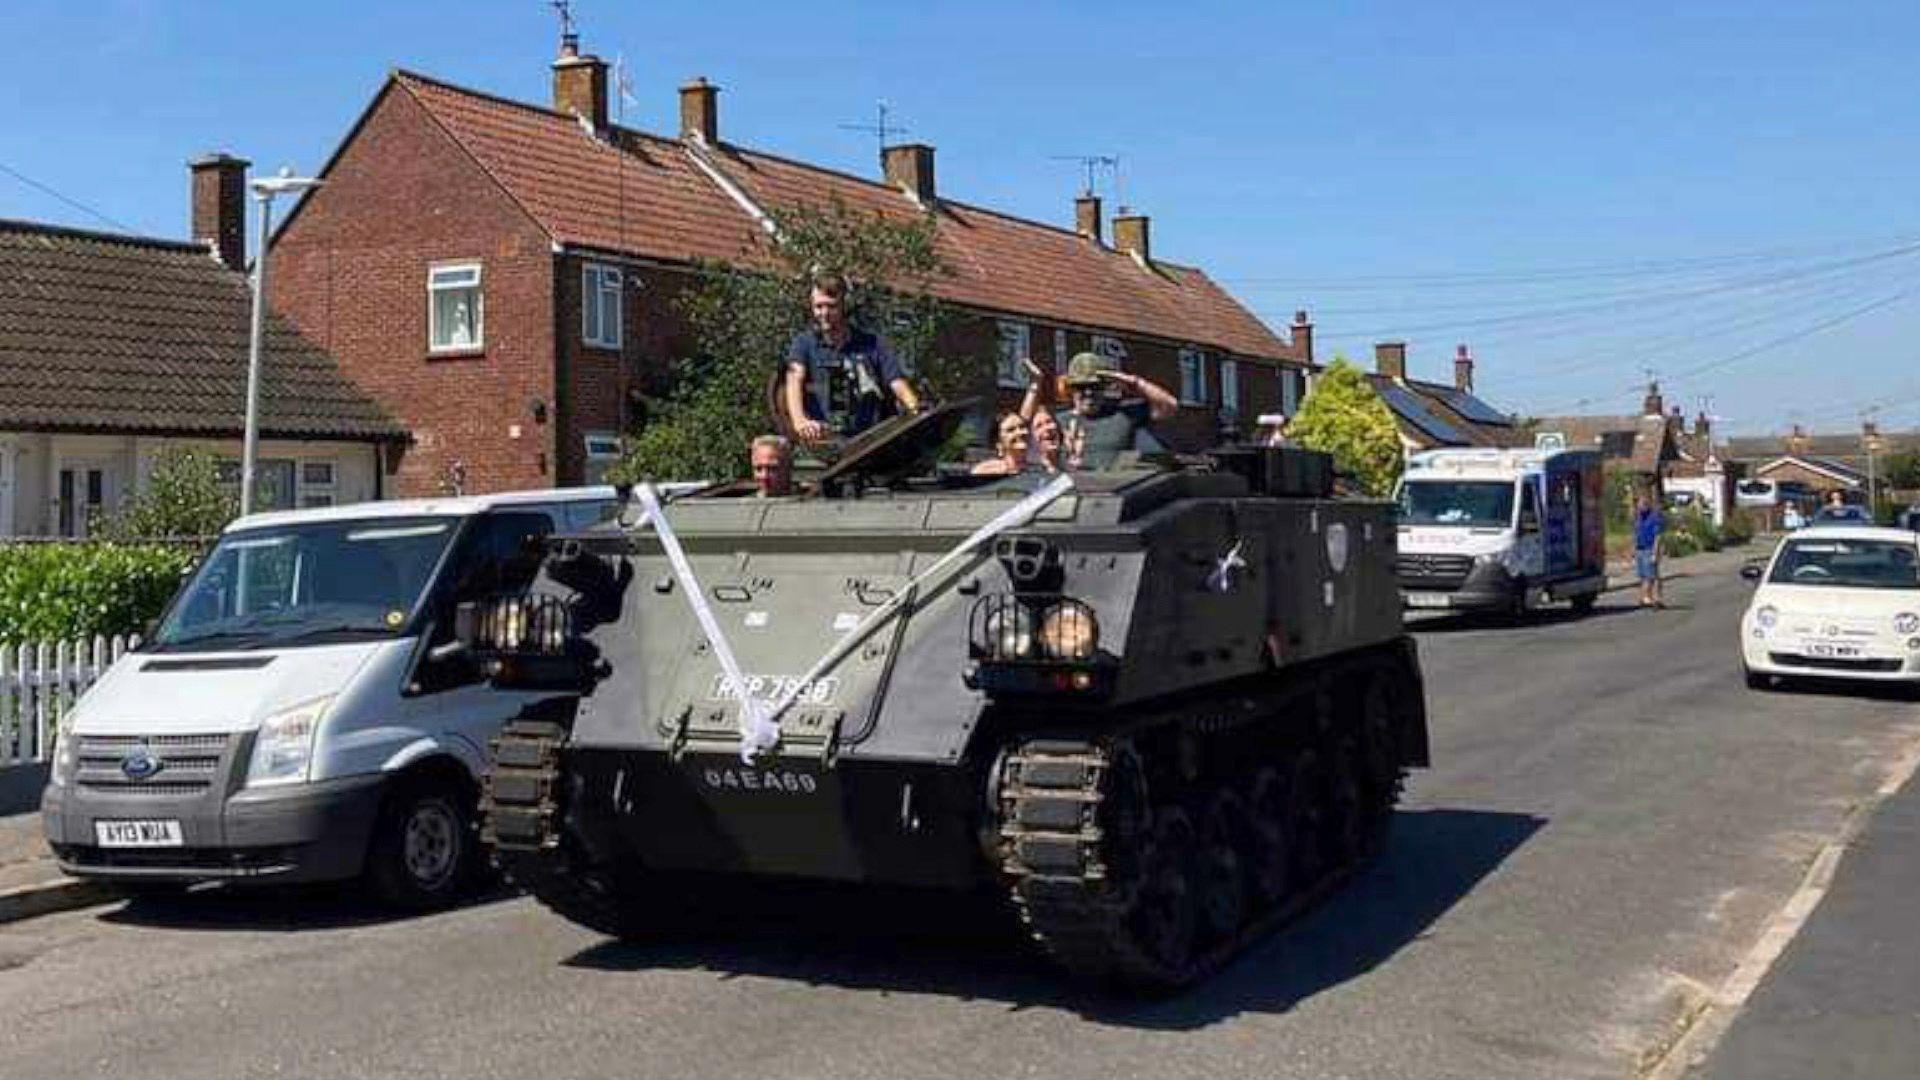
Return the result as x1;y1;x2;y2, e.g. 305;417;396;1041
972;596;1100;662
247;695;332;787
1894;612;1920;635
1754;605;1779;630
49;718;80;788
469;594;571;654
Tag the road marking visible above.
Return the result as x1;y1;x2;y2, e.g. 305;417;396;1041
1641;719;1920;1079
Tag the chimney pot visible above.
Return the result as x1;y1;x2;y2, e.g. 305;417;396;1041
679;76;720;144
1112;212;1151;265
1375;342;1407;381
1074;193;1102;242
1453;343;1475;393
553;51;609;132
1642;380;1664;418
189;152;250;271
882;143;936;206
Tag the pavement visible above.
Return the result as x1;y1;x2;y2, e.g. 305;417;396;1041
1691;769;1920;1079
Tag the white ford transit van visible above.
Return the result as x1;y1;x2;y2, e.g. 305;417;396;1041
42;487;623;908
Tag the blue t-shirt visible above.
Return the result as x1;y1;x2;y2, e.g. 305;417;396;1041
1634;508;1664;551
784;327;904;438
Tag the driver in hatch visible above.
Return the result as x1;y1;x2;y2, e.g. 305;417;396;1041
781;272;921;445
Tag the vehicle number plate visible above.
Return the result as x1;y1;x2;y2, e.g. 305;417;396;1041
707;673;839;705
94;819;183;848
1804;642;1862;659
1405;593;1451;609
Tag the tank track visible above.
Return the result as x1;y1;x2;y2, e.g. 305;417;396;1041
483;719;650;939
995;649;1415;992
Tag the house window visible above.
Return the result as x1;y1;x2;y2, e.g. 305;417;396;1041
1178;348;1209;406
582;264;623;349
996;321;1032;388
428;263;483;352
583;432;622;485
1053;329;1069;374
1282;368;1303;416
1219;359;1240;417
1091;335;1128;364
299;461;337;508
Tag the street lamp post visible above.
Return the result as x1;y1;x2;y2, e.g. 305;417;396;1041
241;166;323;516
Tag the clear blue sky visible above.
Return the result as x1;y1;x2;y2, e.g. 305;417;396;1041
4;0;1917;437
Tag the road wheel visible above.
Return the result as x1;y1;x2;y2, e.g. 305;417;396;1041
1126;810;1199;977
1244;767;1294;907
366;778;481;911
1744;665;1773;691
1195;791;1250;943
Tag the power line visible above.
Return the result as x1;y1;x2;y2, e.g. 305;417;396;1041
0;160;133;233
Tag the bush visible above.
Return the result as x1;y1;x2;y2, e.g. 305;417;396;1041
0;543;200;645
1289;358;1403;497
1719;509;1754;546
95;447;236;541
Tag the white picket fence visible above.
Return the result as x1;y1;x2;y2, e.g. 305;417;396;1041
0;636;139;767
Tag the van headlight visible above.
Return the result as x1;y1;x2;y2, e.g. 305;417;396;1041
1754;605;1778;630
1894;612;1920;635
246;696;333;787
49;717;80;788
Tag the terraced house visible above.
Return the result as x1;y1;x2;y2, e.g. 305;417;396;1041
0;166;404;537
265;36;1315;496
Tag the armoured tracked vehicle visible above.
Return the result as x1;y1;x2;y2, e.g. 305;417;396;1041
469;406;1429;991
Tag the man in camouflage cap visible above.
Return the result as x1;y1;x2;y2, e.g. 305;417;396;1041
1023;351;1178;470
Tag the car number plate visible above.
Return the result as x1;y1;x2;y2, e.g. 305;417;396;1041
93;819;184;848
1804;642;1862;659
1405;593;1451;609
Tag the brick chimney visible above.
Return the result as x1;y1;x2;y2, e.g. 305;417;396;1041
1291;310;1314;365
679;76;719;144
1642;380;1664;417
190;152;249;271
1112;211;1150;264
1694;410;1711;443
552;42;609;132
1453;343;1475;393
1075;193;1102;242
882;144;936;206
1787;423;1809;455
1375;342;1408;381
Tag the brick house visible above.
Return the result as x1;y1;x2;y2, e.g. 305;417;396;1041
265;40;1314;496
1364;342;1523;453
0;164;403;537
1725;423;1920;504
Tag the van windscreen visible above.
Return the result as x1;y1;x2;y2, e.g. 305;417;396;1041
151;517;459;651
1398;480;1516;528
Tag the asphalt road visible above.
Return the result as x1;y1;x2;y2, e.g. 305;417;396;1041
3;548;1917;1080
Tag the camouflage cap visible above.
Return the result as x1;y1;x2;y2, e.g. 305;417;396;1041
1064;351;1117;386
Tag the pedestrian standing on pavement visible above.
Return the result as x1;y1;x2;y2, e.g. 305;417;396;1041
1634;493;1665;608
1782;502;1804;530
780;272;921;446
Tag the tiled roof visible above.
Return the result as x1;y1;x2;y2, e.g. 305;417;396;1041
1724;432;1920;462
1532;413;1682;471
390;72;1295;363
0;220;405;440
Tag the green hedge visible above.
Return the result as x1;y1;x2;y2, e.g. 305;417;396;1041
0;543;200;645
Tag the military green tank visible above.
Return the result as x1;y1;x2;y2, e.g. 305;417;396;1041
469;406;1429;991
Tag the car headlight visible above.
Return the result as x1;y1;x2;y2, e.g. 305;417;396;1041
49;717;80;788
1895;612;1920;635
1038;601;1100;660
246;695;333;787
983;606;1035;659
1755;605;1778;630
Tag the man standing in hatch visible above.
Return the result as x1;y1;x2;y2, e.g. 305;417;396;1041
781;273;921;445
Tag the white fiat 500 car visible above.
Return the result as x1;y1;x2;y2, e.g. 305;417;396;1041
1741;525;1920;690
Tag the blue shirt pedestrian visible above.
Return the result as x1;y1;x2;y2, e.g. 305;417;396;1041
1634;506;1664;552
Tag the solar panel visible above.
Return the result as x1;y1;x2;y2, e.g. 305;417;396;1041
1375;382;1471;445
1433;387;1514;426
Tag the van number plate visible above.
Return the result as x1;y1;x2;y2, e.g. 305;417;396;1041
707;674;840;705
94;819;184;848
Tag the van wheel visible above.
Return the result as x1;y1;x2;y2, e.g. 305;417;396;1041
366;779;480;911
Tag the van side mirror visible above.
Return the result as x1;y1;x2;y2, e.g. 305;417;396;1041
1740;564;1763;582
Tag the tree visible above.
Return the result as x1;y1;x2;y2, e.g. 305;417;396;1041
1879;449;1920;492
95;447;238;541
1288;357;1403;496
611;197;973;485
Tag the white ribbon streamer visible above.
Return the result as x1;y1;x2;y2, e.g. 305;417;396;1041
638;472;1077;763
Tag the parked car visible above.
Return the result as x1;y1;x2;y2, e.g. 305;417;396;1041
1740;526;1920;691
40;486;676;908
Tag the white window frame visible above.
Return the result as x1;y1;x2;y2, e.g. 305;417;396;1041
428;263;484;353
1282;367;1302;416
1219;358;1239;416
582;264;623;349
996;321;1032;388
583;432;622;485
1178;348;1209;406
298;460;337;508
